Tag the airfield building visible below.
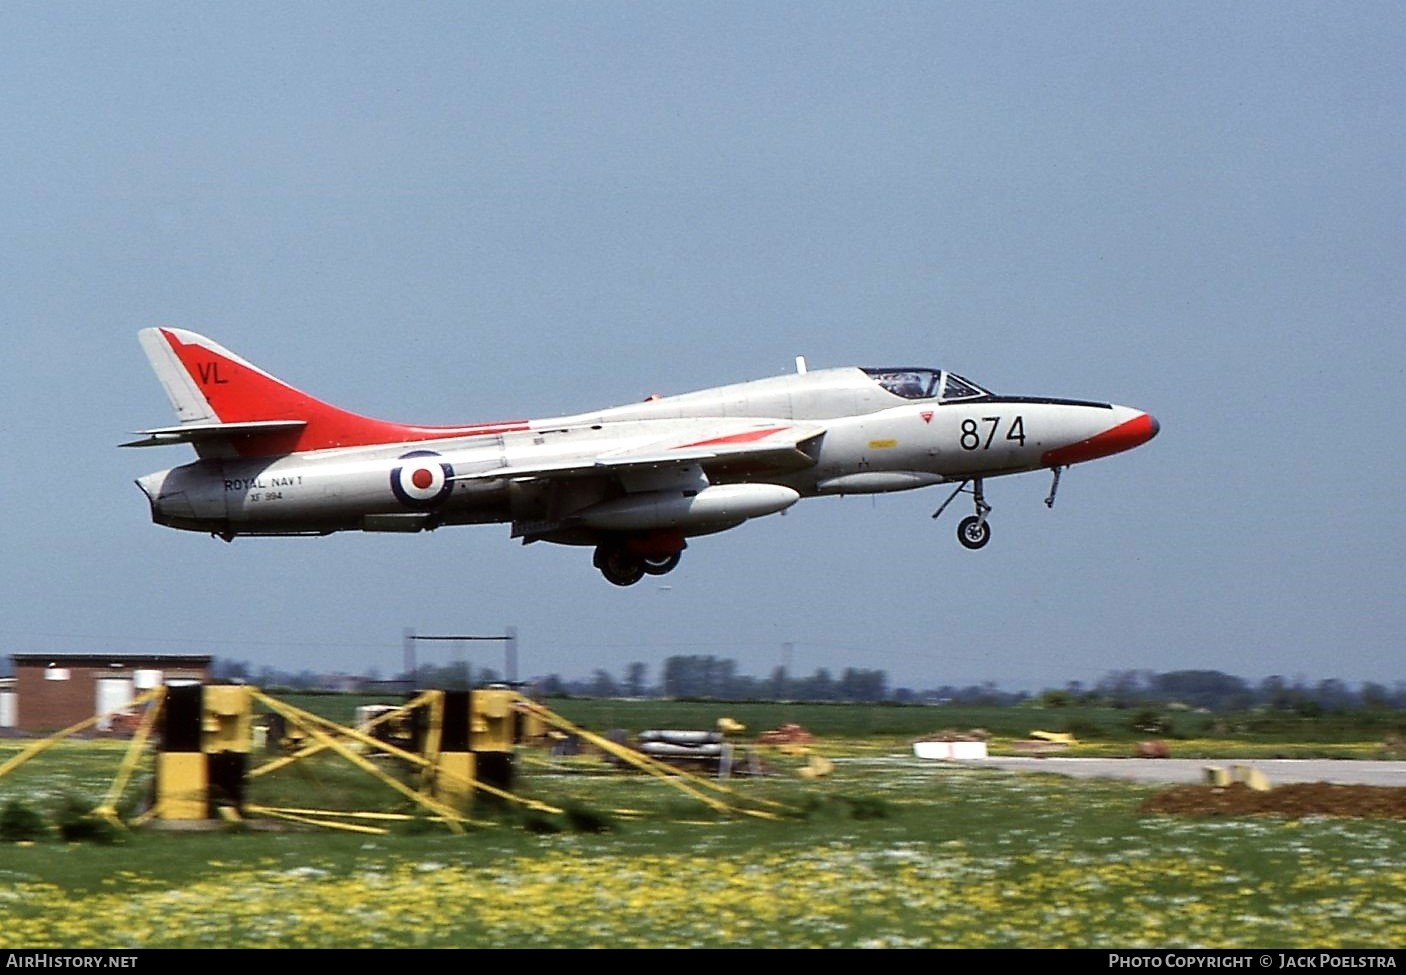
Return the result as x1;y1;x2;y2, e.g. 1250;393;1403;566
4;653;212;734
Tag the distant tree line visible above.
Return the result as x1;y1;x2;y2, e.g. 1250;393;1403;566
1085;670;1406;714
530;655;890;703
185;656;1406;711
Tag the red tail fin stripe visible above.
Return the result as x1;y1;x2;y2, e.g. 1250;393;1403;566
160;329;527;454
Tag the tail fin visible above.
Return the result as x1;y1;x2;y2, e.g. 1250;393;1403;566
123;327;525;457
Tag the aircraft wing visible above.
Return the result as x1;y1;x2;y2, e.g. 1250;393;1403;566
452;424;825;485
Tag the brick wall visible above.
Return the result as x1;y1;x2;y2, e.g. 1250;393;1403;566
10;657;210;734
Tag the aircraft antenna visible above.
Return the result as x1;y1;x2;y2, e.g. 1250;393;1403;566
794;355;807;374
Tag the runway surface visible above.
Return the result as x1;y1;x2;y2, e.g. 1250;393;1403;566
951;756;1406;787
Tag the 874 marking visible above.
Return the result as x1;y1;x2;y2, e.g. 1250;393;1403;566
959;415;1026;451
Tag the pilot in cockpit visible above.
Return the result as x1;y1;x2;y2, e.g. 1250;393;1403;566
881;372;927;398
875;372;915;398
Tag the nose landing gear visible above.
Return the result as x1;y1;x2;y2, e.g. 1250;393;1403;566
933;466;1070;550
934;478;993;550
939;478;995;551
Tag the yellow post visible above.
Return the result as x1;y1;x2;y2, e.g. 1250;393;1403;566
155;752;208;820
203;685;253;753
436;751;476;808
470;688;516;753
1203;765;1231;787
1232;765;1272;791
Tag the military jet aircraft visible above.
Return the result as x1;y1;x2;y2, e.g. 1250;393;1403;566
126;328;1159;585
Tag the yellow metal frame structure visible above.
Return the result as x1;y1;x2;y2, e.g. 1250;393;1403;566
0;686;800;834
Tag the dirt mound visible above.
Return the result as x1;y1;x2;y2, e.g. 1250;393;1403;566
756;723;814;746
1139;781;1406;820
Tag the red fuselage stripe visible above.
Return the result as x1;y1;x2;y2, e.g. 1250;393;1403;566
677;427;789;449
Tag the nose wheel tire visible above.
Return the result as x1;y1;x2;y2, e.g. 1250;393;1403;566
957;515;991;550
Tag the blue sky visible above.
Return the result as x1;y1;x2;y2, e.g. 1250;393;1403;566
3;2;1403;693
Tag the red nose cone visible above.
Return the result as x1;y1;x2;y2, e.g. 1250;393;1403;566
1041;412;1159;467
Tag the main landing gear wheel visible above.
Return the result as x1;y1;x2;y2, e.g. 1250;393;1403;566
641;552;682;576
594;533;687;585
957;515;991;550
594;544;646;587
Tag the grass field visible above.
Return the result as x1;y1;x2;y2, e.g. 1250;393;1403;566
2;695;1404;948
273;692;1406;758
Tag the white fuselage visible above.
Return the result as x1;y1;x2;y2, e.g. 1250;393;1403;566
136;366;1151;543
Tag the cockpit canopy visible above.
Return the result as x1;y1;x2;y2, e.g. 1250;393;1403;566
863;368;989;402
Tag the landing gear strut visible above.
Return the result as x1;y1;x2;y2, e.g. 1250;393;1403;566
932;466;1072;549
932;477;993;550
1044;465;1065;509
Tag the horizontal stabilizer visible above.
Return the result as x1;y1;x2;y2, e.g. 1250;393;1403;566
120;419;308;448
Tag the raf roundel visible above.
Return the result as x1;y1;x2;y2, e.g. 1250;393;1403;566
390;450;455;508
